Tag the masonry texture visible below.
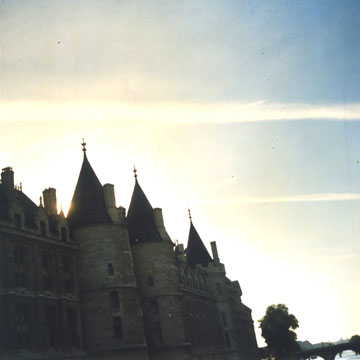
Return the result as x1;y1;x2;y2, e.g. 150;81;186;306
0;148;260;360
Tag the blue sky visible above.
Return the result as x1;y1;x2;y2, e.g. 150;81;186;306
1;0;360;346
2;0;360;103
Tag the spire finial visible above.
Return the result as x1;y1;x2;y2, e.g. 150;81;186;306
188;208;192;221
39;196;43;208
81;138;87;152
133;166;137;179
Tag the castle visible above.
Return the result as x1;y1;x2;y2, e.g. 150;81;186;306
0;143;259;360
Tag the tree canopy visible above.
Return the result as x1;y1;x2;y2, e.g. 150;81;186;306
350;335;360;343
259;304;300;360
350;335;360;355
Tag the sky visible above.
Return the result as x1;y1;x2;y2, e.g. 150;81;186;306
1;0;360;347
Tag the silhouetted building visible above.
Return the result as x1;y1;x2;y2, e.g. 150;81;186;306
0;145;259;360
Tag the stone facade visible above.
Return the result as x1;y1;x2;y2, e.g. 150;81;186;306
0;150;259;360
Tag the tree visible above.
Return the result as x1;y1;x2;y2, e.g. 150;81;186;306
350;335;360;343
350;335;360;355
259;304;300;360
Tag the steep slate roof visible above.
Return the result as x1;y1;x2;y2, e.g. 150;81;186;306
67;152;111;229
0;184;11;221
186;221;212;266
127;178;162;245
0;184;38;227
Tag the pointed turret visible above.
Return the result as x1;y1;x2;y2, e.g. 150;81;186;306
186;211;212;266
67;142;111;229
127;168;162;244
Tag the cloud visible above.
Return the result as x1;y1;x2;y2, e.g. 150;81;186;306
315;247;358;263
1;100;360;125
193;193;360;204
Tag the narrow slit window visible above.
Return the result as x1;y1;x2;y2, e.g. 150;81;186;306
107;263;114;275
113;317;122;338
110;291;120;308
153;321;162;340
150;299;159;315
147;276;154;286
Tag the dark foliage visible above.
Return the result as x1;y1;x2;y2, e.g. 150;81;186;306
259;304;300;360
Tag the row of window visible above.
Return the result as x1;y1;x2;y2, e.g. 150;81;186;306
181;273;209;293
185;298;218;319
13;247;75;293
14;269;74;293
108;290;123;339
13;213;68;241
107;264;155;290
14;247;74;271
15;304;78;349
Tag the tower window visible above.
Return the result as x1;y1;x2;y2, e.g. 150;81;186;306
153;322;162;340
147;276;154;286
110;291;120;308
113;317;122;338
14;214;22;229
150;299;159;315
107;263;114;275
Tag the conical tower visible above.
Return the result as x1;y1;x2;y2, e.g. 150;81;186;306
127;170;191;360
67;142;148;359
186;214;213;267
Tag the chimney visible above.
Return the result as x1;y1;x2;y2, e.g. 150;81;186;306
211;241;220;264
1;167;14;192
103;184;120;223
103;183;116;208
42;188;57;216
154;208;165;228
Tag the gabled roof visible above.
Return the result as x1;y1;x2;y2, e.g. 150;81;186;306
186;221;212;266
0;184;38;228
127;179;162;245
67;152;111;229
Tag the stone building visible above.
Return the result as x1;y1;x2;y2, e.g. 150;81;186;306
0;145;259;360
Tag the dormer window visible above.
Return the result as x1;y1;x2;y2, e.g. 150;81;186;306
40;221;46;236
61;227;67;242
14;214;22;229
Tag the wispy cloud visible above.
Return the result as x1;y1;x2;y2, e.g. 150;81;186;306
194;193;360;204
315;247;358;263
1;100;360;124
